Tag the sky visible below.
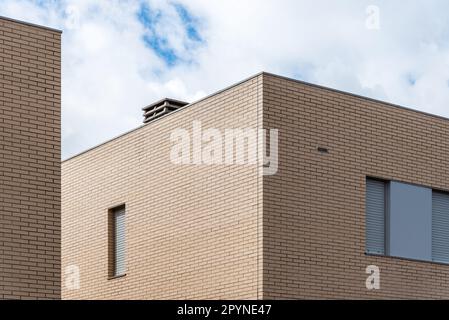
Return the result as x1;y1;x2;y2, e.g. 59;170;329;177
1;0;449;159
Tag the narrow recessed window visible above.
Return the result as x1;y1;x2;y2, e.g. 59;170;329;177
109;205;126;277
365;178;386;255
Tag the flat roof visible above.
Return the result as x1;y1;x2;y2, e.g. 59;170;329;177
63;71;449;163
0;15;62;33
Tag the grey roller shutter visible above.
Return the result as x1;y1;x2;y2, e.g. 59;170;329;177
366;179;386;255
432;191;449;263
114;208;126;276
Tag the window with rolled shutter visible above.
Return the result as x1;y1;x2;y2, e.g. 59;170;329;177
114;207;126;276
432;191;449;263
366;178;386;255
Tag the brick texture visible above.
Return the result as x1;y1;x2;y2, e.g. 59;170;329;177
263;73;449;299
62;71;449;299
62;76;263;299
0;17;61;299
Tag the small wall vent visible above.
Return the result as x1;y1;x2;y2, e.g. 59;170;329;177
142;98;189;123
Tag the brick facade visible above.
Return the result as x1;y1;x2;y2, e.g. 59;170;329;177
62;76;263;299
263;73;449;299
0;17;61;299
62;72;449;299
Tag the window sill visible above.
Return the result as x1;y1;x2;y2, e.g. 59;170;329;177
365;252;449;266
108;273;127;280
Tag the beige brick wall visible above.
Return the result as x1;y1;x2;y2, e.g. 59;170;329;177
63;71;449;299
262;73;449;299
0;17;61;299
62;76;263;299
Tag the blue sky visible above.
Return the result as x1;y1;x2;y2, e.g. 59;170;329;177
1;0;449;159
138;2;204;66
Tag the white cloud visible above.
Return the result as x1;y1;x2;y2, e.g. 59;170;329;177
1;0;449;158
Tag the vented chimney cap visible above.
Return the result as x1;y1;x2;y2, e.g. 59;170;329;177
142;98;189;123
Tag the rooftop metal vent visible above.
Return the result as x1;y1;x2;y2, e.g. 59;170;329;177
142;98;189;124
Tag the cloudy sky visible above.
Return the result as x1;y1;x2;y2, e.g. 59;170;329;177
1;0;449;159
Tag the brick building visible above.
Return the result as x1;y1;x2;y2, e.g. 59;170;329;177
62;72;449;299
0;17;61;299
